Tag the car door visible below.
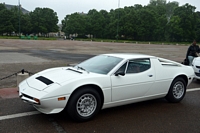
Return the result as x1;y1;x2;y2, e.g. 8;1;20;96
111;58;155;102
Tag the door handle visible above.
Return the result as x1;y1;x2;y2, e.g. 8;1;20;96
148;75;153;77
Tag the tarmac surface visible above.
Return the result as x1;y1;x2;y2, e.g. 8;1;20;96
0;39;192;88
0;39;199;89
0;39;200;133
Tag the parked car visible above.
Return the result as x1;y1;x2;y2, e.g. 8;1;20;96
19;53;194;122
192;57;200;80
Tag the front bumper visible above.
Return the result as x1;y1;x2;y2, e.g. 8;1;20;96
192;66;200;79
19;81;70;114
194;73;200;79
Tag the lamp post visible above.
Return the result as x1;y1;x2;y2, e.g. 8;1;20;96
117;0;120;41
18;0;21;37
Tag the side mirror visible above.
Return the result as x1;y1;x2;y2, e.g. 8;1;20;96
115;72;125;76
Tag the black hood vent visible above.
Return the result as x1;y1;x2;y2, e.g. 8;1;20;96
36;76;54;85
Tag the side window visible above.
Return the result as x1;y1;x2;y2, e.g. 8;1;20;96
115;62;127;74
126;59;151;74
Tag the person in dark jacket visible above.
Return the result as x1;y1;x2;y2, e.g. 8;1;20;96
186;40;200;65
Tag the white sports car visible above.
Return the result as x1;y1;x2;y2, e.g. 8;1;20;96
19;53;194;122
192;57;200;79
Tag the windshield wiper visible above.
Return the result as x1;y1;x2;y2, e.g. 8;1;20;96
77;66;89;73
77;66;85;71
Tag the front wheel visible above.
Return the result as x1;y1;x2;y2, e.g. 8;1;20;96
165;77;186;103
66;87;101;122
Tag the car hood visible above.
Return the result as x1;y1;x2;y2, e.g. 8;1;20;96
193;57;200;65
26;67;87;91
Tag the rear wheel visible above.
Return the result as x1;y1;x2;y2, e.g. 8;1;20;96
67;87;101;122
165;77;186;103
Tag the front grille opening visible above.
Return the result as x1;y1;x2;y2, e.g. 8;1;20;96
21;93;40;105
22;93;33;100
196;66;200;69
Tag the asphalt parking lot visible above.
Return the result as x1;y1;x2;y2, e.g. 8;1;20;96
0;39;200;133
0;39;200;88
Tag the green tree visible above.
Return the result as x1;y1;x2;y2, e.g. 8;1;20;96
62;13;87;38
99;10;110;38
166;16;183;41
147;0;179;41
42;8;59;36
10;7;19;34
87;9;104;38
30;7;58;36
30;8;45;35
59;0;199;42
106;9;119;39
0;3;6;11
173;3;197;41
0;9;15;35
135;8;158;41
20;14;32;35
119;6;137;40
195;12;200;42
166;1;179;23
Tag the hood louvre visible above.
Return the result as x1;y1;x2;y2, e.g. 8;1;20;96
36;76;54;85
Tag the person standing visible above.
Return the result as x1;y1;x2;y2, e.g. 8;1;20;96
186;40;200;66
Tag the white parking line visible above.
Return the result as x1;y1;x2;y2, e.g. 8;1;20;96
0;88;200;121
0;111;41;121
187;88;200;92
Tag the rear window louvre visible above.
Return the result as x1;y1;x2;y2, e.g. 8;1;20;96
162;64;179;66
158;58;180;67
36;76;54;85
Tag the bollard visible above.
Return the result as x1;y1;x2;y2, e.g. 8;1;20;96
17;72;29;87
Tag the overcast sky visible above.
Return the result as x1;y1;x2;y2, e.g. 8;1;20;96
0;0;199;23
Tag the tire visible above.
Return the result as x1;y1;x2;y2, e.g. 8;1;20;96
66;86;102;122
165;77;186;103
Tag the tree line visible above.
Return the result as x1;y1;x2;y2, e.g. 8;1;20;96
62;0;200;42
0;3;59;36
1;0;200;42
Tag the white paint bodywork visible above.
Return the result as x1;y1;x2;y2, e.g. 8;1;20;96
19;53;194;114
192;57;200;79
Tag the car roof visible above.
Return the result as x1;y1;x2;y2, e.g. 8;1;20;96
103;53;156;60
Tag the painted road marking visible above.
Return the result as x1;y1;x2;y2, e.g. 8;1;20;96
187;88;200;92
0;88;200;121
0;111;41;121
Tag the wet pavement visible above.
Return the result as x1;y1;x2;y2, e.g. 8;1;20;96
0;39;200;133
0;89;200;133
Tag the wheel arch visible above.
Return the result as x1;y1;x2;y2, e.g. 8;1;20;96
67;84;104;109
165;74;188;103
173;74;188;86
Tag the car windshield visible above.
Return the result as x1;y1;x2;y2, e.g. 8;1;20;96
75;55;123;74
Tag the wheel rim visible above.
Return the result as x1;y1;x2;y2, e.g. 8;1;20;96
76;94;97;117
172;81;185;99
